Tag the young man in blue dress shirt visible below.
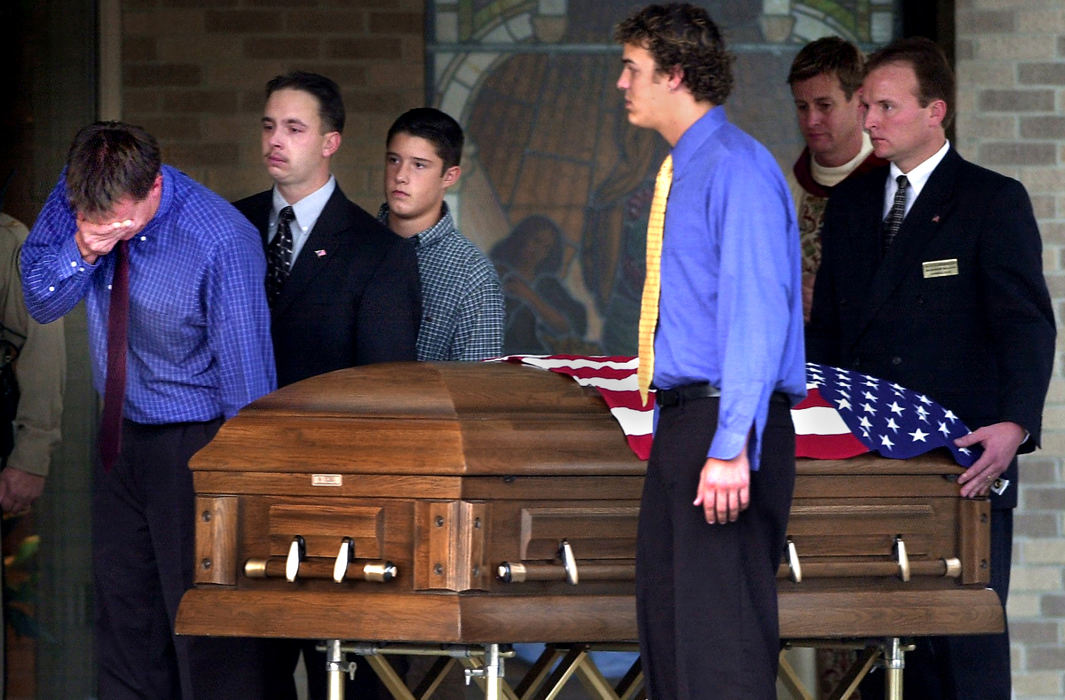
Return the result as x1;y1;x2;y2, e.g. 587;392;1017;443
21;121;276;699
615;4;806;697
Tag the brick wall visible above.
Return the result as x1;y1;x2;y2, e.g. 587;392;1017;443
956;1;1065;698
121;0;425;211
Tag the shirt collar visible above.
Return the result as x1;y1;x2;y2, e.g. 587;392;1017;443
155;166;175;219
811;132;875;187
670;107;728;174
140;165;176;238
271;175;336;234
376;201;453;248
889;139;950;201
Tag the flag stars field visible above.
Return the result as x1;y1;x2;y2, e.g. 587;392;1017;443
802;362;977;466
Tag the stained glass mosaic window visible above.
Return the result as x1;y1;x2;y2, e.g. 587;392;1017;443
427;1;897;355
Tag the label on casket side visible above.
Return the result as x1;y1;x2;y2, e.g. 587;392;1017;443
311;474;343;487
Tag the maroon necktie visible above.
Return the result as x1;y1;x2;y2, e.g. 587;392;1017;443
99;240;129;471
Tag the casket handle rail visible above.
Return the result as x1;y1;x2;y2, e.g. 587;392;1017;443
496;539;636;584
244;535;397;583
777;535;962;582
495;536;964;585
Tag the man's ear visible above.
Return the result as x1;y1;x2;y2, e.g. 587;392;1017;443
442;165;462;190
667;65;685;91
927;99;947;127
145;172;163;204
323;131;341;158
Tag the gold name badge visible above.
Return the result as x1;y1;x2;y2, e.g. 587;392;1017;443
922;258;959;279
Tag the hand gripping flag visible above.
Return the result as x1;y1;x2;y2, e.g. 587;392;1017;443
497;355;978;467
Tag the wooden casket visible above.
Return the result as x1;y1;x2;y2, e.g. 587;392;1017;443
176;362;1003;645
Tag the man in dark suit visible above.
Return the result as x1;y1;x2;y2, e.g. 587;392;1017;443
807;38;1055;699
234;70;419;389
234;70;420;699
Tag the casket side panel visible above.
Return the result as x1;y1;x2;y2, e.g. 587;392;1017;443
177;364;1001;643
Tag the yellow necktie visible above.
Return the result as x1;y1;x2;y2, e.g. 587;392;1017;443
637;155;672;406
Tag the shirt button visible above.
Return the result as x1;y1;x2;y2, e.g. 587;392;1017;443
140;235;147;241
70;260;77;267
48;286;56;292
891;356;902;366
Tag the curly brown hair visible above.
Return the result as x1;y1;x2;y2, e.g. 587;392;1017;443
614;3;734;105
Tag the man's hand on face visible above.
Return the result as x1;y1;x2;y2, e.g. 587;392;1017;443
75;216;136;264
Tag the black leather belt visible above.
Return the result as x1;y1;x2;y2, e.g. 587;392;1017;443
654;382;720;407
654;383;791;408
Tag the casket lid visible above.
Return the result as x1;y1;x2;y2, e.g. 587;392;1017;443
190;361;646;476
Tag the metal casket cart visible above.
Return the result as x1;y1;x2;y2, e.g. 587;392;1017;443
176;362;1003;699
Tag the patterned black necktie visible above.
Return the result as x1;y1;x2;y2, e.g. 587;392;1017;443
266;206;295;304
881;175;909;255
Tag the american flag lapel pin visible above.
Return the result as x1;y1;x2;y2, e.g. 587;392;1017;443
315;249;327;257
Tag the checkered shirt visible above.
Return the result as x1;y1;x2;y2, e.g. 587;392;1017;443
379;203;503;361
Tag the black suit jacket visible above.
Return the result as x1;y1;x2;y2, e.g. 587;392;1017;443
807;148;1055;508
234;186;420;388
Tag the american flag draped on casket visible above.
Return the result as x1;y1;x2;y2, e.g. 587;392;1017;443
498;355;977;466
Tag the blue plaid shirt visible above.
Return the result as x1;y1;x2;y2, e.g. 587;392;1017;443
379;203;503;361
22;165;276;423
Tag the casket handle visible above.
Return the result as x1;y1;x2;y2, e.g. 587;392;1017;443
244;554;397;583
893;535;911;583
560;540;579;585
775;558;963;580
496;539;633;584
333;537;354;583
286;535;306;582
244;533;397;583
495;560;634;584
786;537;802;583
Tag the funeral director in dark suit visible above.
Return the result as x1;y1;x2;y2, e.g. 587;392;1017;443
235;71;420;389
807;38;1055;700
235;71;420;698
